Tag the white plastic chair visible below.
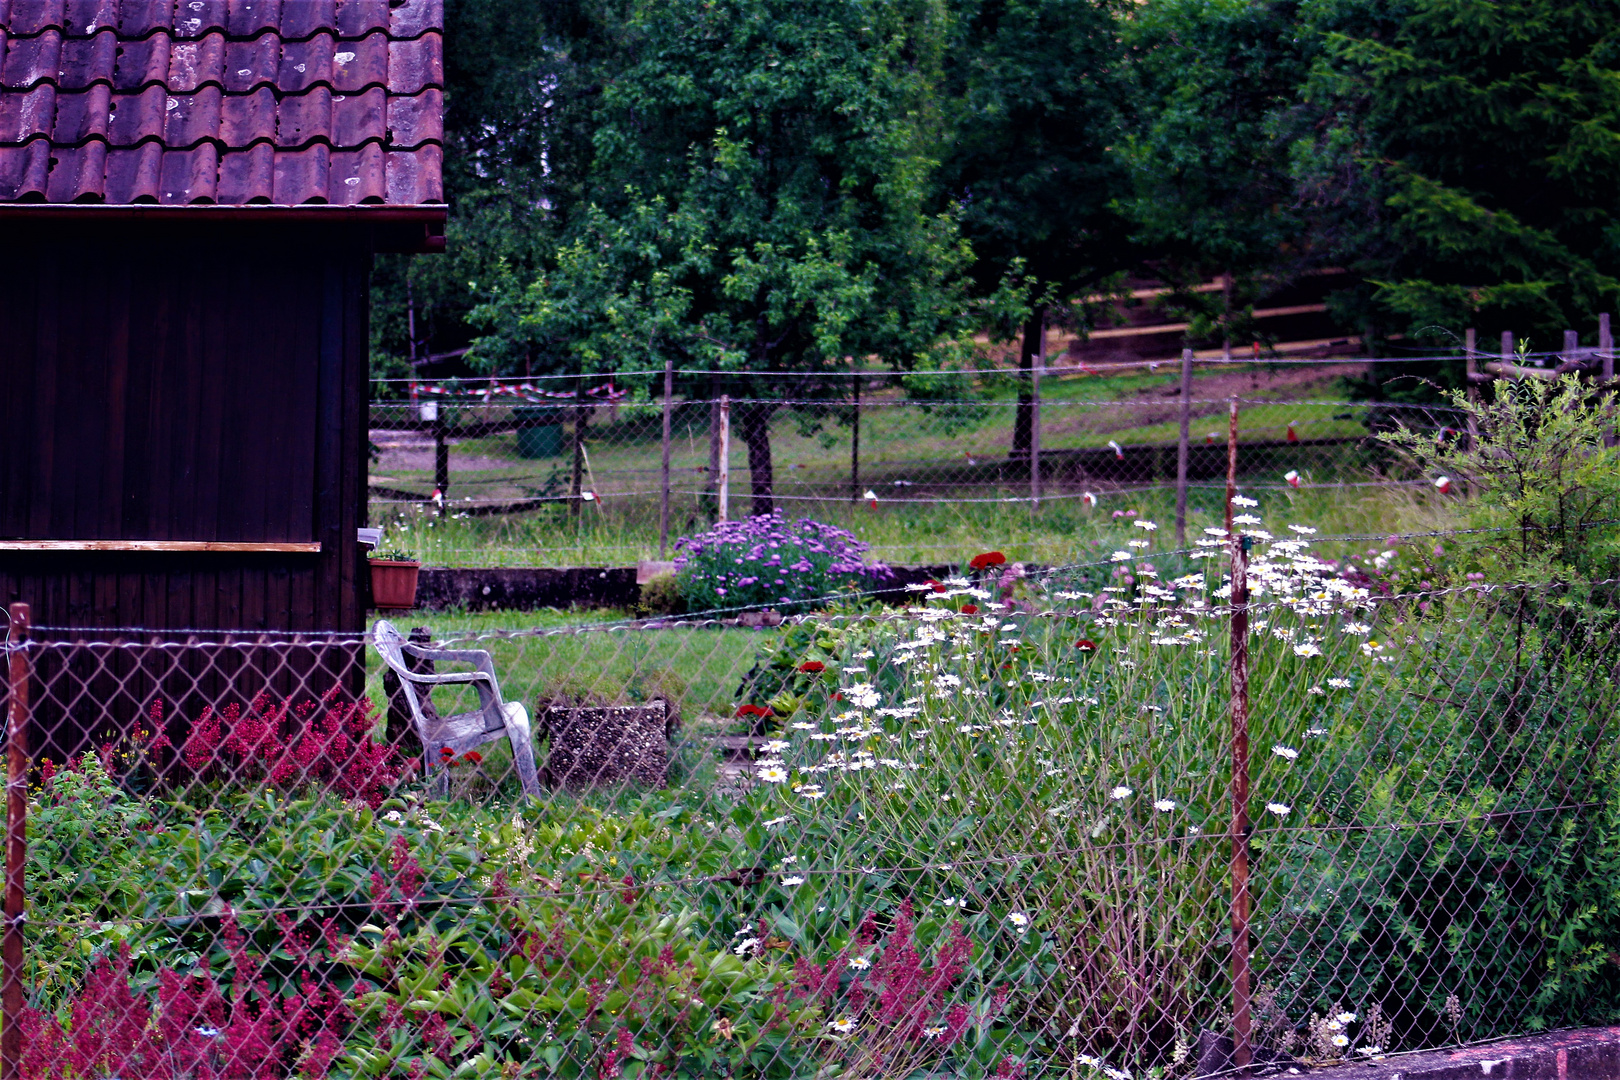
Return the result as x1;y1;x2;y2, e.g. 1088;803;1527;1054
372;620;541;797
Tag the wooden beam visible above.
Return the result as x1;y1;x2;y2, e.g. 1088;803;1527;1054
0;541;321;553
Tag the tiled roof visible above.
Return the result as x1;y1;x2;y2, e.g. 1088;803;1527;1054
0;0;443;206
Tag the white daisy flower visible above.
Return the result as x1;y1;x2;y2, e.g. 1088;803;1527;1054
1288;525;1317;534
1293;642;1322;657
1133;519;1159;531
758;765;789;783
1331;1034;1350;1047
829;1017;855;1034
1327;677;1353;688
1232;495;1259;507
1336;1012;1357;1024
924;1025;947;1039
1153;799;1176;812
1007;911;1031;931
1271;745;1299;761
1110;785;1133;800
781;875;805;887
1265;802;1291;816
794;785;826;799
848;956;872;970
1233;514;1263;526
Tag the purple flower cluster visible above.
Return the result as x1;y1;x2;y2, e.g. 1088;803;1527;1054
673;512;892;612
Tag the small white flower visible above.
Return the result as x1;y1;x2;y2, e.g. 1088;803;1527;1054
1153;799;1176;812
848;956;872;970
781;875;805;887
1110;551;1133;562
1232;495;1259;507
1331;1034;1350;1048
1341;623;1371;636
1233;514;1263;526
1127;539;1150;549
829;1017;855;1034
1110;785;1133;800
1293;642;1322;658
734;937;760;955
941;896;966;908
758;765;789;783
1133;519;1159;531
793;784;826;799
1327;678;1353;688
1307;686;1326;696
762;815;789;827
1204;527;1229;536
1266;802;1291;816
1288;525;1317;534
924;1025;948;1039
1271;745;1299;761
1007;911;1031;931
1336;1012;1357;1025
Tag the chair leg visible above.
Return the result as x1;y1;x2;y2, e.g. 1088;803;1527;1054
425;751;449;800
502;702;543;798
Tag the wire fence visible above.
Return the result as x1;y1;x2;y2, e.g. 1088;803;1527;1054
5;513;1618;1078
370;364;1473;567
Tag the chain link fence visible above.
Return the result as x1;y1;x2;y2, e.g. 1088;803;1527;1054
369;367;1467;566
4;517;1616;1078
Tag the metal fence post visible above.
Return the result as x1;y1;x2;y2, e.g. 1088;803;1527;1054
1031;319;1044;509
850;373;861;504
1224;404;1253;1070
3;603;30;1080
1175;347;1193;546
1464;328;1479;451
571;377;587;520
432;413;449;513
660;358;673;558
1599;314;1615;448
717;395;731;523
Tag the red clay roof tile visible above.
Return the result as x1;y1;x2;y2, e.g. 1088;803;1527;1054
114;32;171;90
226;0;279;38
106;83;163;142
334;0;387;38
67;0;118;35
59;29;117;86
50;82;109;141
0;0;442;205
331;84;381;145
0;81;52;141
9;0;62;37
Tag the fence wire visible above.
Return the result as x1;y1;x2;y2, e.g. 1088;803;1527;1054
5;517;1618;1078
369;381;1466;567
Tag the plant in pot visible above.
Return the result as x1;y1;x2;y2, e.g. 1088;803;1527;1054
368;545;421;610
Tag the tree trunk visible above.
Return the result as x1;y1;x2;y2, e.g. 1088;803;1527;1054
741;400;775;518
1011;305;1046;461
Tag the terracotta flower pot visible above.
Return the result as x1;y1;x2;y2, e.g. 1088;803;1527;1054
369;560;420;610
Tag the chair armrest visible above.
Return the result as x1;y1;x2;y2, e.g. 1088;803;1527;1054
405;646;496;665
392;669;494;688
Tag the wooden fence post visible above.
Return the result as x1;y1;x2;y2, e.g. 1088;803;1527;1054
3;603;30;1080
1564;329;1580;369
1175;347;1193;546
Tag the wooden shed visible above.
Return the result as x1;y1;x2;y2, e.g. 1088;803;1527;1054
0;0;446;637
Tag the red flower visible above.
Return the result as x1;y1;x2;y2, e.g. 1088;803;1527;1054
439;746;455;759
461;751;483;765
960;604;978;615
925;578;946;593
969;551;1007;571
1075;639;1098;652
798;661;826;673
736;704;773;719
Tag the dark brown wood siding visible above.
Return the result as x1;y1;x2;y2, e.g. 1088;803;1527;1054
0;221;372;634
